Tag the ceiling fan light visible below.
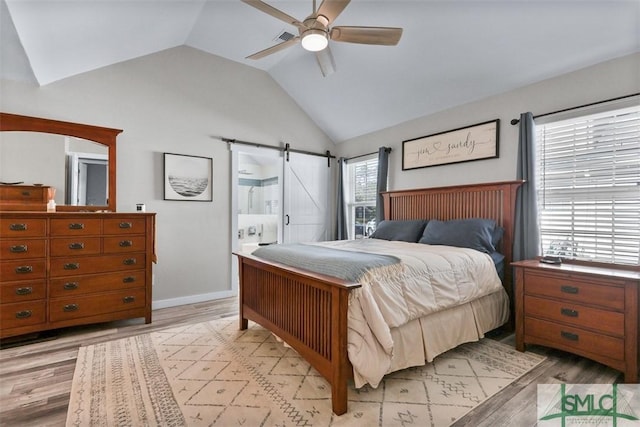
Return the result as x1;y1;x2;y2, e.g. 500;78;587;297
301;29;328;52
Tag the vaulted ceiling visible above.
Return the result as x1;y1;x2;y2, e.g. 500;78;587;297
2;0;638;142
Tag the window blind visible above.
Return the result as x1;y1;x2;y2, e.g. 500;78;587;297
535;105;640;265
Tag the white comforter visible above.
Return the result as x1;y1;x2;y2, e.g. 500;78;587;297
311;239;503;388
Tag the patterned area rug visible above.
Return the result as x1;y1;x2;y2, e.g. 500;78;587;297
66;317;544;426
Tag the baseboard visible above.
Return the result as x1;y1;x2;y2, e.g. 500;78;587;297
152;289;237;310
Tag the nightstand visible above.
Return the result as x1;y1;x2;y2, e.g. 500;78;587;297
512;259;640;382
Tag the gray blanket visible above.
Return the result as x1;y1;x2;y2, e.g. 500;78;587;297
252;243;400;282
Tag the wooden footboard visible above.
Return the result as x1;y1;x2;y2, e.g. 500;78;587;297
235;253;361;415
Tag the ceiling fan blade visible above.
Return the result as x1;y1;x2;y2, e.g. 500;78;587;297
316;0;350;24
246;37;300;60
241;0;306;30
330;26;403;45
315;46;336;77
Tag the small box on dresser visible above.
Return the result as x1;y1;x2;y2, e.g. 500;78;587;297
512;259;640;383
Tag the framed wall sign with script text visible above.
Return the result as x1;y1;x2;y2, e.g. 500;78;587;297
402;119;499;170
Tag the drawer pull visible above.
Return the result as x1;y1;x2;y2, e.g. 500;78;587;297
9;223;27;231
68;242;85;250
561;308;579;317
21;191;31;196
64;262;80;270
119;240;133;247
68;223;85;230
123;276;136;283
123;296;135;304
63;282;79;290
9;244;28;253
15;310;32;319
561;331;579;341
119;222;133;229
123;258;136;265
561;285;579;294
63;304;79;312
15;287;33;295
15;265;33;274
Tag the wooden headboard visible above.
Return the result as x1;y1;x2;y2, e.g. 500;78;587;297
382;180;524;298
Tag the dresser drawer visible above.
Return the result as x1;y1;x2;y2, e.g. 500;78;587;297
49;288;146;322
0;218;46;238
525;316;625;362
103;236;146;253
50;218;102;236
50;237;101;257
50;271;145;297
49;254;146;277
103;218;146;235
0;239;46;260
524;295;624;336
1;280;46;303
0;259;46;281
1;300;46;329
524;270;624;311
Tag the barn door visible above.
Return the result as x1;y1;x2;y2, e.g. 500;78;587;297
283;152;331;243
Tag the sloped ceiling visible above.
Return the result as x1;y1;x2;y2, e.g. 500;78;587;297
2;0;638;142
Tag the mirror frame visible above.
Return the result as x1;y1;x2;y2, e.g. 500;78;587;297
0;112;122;212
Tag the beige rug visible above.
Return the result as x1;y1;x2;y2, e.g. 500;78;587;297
66;317;544;426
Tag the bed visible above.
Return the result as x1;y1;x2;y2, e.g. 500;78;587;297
234;180;523;415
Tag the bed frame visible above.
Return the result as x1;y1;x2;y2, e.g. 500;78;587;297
235;180;523;415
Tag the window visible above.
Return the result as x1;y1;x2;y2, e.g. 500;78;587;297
535;104;640;265
345;155;378;239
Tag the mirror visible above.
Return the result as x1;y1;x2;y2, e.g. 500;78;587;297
238;152;279;215
0;112;121;212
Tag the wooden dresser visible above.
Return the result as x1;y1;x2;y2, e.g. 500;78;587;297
0;212;155;339
513;259;640;382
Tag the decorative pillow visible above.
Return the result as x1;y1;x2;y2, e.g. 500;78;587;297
370;219;428;242
418;218;498;253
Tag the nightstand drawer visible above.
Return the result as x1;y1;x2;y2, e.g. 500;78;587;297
524;295;624;336
524;270;624;311
0;218;46;238
525;317;624;362
1;280;46;303
0;239;46;260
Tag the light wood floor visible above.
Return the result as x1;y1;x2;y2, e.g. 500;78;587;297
0;296;622;427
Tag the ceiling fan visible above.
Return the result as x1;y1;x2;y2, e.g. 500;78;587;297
241;0;403;77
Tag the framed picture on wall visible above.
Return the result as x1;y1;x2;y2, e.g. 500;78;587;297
163;153;213;201
402;119;500;170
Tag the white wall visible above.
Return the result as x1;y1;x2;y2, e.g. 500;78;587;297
0;46;335;307
336;53;640;191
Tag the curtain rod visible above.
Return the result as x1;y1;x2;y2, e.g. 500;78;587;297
510;92;639;125
222;137;335;160
346;147;392;161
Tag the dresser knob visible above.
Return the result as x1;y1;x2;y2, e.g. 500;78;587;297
63;263;80;270
561;331;579;341
15;265;33;274
122;276;136;283
9;223;27;231
63;282;79;290
68;223;85;230
560;285;579;294
15;310;32;319
119;240;133;247
15;287;33;295
123;296;135;304
119;222;133;229
123;258;136;265
63;304;79;312
68;242;85;250
561;308;579;318
9;244;28;253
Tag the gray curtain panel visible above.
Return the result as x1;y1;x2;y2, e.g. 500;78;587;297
513;112;540;262
375;147;391;224
335;157;348;240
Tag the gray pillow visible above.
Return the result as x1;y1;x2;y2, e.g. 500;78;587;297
419;218;498;253
370;219;428;242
